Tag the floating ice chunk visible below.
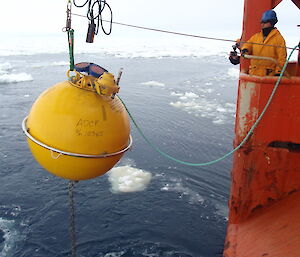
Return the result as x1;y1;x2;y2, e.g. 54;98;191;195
184;92;199;98
0;73;33;84
140;81;165;87
213;119;225;124
227;67;239;79
51;61;69;66
0;63;13;75
108;166;152;193
170;92;183;97
216;107;227;113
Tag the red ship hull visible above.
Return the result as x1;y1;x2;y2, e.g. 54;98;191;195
223;0;300;256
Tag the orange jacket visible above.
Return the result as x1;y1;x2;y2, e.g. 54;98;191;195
242;28;287;76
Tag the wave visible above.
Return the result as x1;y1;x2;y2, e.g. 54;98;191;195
0;73;33;84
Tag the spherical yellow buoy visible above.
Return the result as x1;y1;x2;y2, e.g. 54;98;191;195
22;72;131;180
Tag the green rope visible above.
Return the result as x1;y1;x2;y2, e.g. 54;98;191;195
68;29;75;71
119;44;298;167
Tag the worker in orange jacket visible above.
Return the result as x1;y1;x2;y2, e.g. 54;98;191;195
229;9;287;76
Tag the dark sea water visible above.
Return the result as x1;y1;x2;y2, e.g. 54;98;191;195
0;51;238;257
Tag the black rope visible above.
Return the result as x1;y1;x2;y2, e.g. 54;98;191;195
73;0;112;35
71;12;299;51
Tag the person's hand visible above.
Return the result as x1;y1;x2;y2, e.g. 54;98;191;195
241;48;248;57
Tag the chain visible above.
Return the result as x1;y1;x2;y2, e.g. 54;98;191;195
62;0;75;71
68;180;78;257
63;0;72;32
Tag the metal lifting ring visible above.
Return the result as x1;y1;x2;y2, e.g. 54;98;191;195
22;116;132;158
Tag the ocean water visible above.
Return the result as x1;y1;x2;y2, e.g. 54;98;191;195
0;34;239;257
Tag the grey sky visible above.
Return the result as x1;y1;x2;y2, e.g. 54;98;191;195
0;0;298;42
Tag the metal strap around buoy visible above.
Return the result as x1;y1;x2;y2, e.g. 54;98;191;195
22;116;132;158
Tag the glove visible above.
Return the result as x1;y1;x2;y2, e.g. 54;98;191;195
241;48;248;57
229;51;240;65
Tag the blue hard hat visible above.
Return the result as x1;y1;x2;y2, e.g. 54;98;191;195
261;10;278;25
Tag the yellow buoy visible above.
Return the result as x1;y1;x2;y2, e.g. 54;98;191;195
22;70;131;180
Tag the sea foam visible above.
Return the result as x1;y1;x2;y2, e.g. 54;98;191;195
160;176;204;204
0;218;20;257
108;166;152;193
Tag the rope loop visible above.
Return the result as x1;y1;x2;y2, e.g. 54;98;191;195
73;0;113;35
119;44;298;167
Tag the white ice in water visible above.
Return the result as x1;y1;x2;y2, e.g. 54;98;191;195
0;34;238;58
0;73;33;84
170;90;236;125
0;62;33;84
50;61;69;66
140;81;165;87
178;92;199;100
108;166;152;193
0;63;13;75
227;67;239;79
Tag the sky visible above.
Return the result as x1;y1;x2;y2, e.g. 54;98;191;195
0;0;299;45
